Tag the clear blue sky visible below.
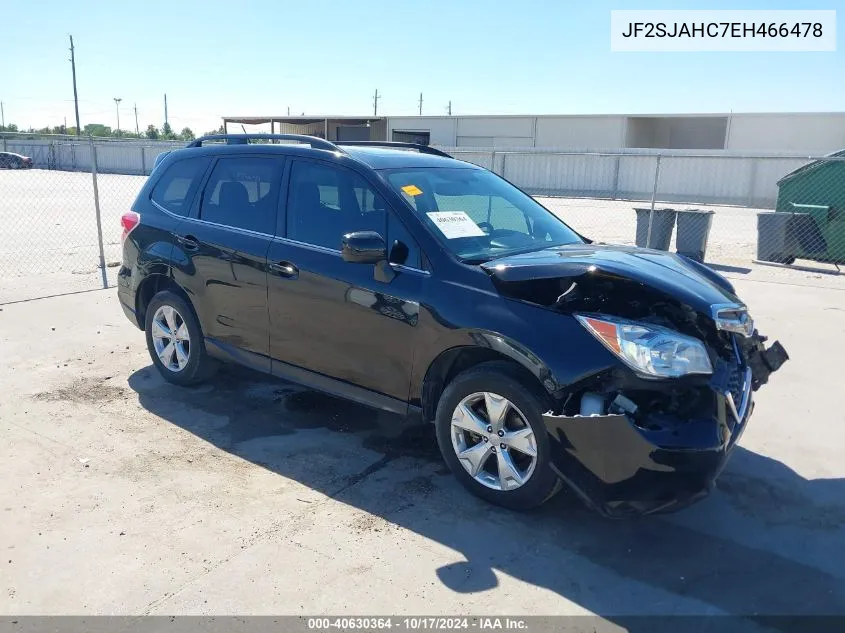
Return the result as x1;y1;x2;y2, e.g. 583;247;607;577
1;0;842;134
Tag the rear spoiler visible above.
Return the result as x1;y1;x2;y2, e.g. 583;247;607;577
151;151;171;173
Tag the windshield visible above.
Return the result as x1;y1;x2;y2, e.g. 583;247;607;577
384;167;582;262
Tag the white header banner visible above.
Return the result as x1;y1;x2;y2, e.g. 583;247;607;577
611;10;836;52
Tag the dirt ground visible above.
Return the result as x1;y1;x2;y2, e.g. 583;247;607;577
1;272;844;622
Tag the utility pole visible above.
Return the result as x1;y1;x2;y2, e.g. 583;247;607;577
1;101;4;129
418;93;423;116
164;93;168;127
447;100;452;116
69;35;81;136
373;89;380;116
287;106;290;116
134;103;139;135
113;97;122;136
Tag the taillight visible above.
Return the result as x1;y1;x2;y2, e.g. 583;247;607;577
121;211;140;241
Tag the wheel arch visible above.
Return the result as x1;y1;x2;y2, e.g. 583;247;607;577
420;343;556;423
136;273;194;329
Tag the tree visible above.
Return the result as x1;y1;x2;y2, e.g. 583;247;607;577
145;125;160;140
0;123;19;132
203;124;224;136
179;127;195;141
161;122;176;140
83;123;112;137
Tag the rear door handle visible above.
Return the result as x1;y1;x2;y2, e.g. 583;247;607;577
269;261;299;279
176;234;199;251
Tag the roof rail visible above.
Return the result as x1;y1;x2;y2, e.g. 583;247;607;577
186;134;340;151
335;141;452;158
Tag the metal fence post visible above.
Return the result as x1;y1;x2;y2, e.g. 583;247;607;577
747;157;759;207
646;154;663;248
611;155;621;200
501;153;507;180
141;145;147;175
89;136;109;289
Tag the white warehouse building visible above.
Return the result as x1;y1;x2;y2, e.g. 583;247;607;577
220;112;845;207
222;112;845;154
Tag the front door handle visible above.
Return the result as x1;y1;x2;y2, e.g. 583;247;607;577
269;260;299;279
176;234;199;251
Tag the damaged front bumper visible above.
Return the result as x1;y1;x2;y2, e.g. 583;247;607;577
543;333;788;517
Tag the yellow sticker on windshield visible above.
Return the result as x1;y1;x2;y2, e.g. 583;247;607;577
401;184;423;196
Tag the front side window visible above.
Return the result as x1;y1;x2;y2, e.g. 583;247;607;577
199;157;280;234
385;167;582;262
150;156;211;216
388;214;421;268
287;161;386;250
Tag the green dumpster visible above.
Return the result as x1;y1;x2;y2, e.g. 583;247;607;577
775;150;845;264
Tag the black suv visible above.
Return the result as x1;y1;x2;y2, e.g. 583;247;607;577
118;134;788;516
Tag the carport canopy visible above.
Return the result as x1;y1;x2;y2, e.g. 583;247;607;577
221;116;387;142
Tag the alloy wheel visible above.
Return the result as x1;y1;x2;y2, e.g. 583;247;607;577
450;391;538;491
151;305;190;372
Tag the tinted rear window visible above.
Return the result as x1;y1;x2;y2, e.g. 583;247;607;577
199;157;281;234
150;157;211;216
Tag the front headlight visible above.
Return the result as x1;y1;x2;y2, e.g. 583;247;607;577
575;314;713;378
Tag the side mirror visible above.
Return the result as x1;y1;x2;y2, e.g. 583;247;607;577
341;231;387;264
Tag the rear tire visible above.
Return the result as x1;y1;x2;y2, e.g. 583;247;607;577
144;290;217;386
435;361;562;511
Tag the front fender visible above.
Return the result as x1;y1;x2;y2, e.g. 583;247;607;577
410;313;619;411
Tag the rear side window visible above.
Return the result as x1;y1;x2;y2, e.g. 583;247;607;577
199;157;281;234
150;157;211;216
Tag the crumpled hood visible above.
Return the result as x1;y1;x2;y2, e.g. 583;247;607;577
480;243;742;315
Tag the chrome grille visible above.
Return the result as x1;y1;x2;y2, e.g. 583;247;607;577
727;363;745;408
726;334;752;423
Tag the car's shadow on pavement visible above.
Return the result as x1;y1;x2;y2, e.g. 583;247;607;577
127;363;845;631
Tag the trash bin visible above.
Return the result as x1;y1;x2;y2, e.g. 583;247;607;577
756;212;802;264
789;203;844;264
634;208;677;251
675;209;714;262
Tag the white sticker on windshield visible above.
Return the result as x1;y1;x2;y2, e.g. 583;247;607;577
426;211;486;239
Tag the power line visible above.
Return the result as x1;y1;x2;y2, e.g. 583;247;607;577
113;97;122;135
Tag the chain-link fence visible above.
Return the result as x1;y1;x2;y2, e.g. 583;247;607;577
0;136;149;303
1;136;843;303
1;134;182;175
447;148;845;274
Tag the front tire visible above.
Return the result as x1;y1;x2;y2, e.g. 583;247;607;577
144;290;216;386
435;361;562;510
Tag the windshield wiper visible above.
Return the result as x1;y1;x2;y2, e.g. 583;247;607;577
462;256;492;265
